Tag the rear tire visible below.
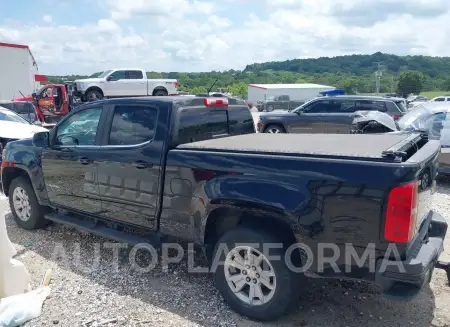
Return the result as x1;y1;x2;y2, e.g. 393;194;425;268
9;176;50;230
266;105;274;112
212;227;300;321
153;89;168;96
264;125;286;134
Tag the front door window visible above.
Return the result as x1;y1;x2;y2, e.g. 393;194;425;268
55;107;102;146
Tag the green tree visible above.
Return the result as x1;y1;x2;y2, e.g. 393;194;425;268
191;86;207;94
338;77;361;94
443;77;450;91
228;82;247;98
396;71;426;97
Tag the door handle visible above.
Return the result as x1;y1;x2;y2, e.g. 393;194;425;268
132;161;153;169
78;157;92;165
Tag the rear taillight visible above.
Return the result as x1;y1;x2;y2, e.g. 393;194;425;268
204;97;228;107
384;181;419;243
174;81;179;88
392;115;401;120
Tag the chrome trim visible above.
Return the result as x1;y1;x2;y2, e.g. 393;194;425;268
97;139;154;149
52;139;153;150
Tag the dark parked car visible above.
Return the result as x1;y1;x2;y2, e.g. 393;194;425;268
0;100;43;124
1;97;449;321
351;102;450;174
257;95;408;134
256;95;304;112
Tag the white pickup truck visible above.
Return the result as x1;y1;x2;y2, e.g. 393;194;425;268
73;68;179;102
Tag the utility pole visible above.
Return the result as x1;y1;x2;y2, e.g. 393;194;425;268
374;61;384;95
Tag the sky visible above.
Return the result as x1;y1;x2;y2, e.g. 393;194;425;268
1;0;450;75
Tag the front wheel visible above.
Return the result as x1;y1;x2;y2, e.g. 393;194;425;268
212;227;299;321
85;90;103;101
266;105;274;112
9;176;50;230
264;125;286;134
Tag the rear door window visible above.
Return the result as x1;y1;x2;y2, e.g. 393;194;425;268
126;70;144;79
354;100;387;112
178;108;229;143
330;99;356;113
108;105;158;145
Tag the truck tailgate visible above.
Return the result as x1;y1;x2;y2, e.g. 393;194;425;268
405;138;441;238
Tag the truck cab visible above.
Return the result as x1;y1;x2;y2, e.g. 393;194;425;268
13;83;71;127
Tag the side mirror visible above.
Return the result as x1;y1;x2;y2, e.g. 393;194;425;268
32;131;49;148
106;76;116;82
31;92;37;99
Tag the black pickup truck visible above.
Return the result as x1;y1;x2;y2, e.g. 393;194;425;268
256;95;304;112
1;96;449;321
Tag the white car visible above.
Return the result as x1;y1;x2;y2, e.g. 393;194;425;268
430;96;450;102
0;106;47;151
73;68;179;102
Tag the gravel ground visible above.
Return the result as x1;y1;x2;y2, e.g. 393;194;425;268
1;180;450;327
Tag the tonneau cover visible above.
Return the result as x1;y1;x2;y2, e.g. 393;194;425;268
177;133;417;161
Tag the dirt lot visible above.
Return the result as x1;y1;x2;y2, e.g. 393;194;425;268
1;180;450;327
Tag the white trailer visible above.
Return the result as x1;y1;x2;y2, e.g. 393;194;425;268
0;42;44;100
247;83;335;103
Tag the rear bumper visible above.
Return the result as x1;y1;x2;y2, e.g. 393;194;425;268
375;211;447;299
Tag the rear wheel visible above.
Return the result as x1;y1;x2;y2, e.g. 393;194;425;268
212;227;299;321
264;125;286;134
153;89;168;96
266;105;274;112
9;176;50;230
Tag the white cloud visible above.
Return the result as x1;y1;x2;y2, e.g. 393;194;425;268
42;15;52;23
0;0;450;74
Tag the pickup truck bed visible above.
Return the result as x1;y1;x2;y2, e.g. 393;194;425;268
179;133;417;161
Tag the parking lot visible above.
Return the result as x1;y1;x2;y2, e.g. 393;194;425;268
1;179;450;327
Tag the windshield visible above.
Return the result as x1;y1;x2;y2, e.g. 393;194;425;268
97;70;113;78
0;107;31;124
397;105;430;130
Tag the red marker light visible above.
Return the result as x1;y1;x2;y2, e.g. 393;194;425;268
204;97;228;107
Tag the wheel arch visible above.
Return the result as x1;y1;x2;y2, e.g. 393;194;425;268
152;86;168;96
203;204;298;261
2;166;32;197
85;86;104;97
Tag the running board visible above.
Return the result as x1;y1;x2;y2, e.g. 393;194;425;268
44;213;160;246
